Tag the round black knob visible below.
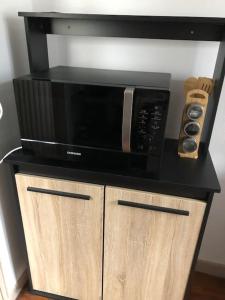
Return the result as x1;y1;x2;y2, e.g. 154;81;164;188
182;138;198;153
187;104;203;120
184;121;200;137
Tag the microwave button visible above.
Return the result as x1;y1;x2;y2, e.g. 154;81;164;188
138;115;148;120
138;144;144;151
148;135;154;143
139;109;148;115
151;124;160;130
149;145;158;154
139;119;146;125
153;110;162;116
138;129;147;135
151;116;162;121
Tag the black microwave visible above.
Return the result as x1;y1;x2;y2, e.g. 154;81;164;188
13;66;170;176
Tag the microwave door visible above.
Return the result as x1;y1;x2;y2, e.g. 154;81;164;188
53;84;124;151
122;87;135;153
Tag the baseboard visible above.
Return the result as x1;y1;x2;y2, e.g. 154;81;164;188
196;259;225;278
8;270;28;300
0;263;8;300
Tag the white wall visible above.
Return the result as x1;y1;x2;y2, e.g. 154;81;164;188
0;3;225;298
0;1;32;299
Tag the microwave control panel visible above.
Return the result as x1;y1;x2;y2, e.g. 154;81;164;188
132;90;170;155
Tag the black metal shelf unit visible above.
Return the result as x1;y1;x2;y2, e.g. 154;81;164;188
19;12;225;154
8;13;225;300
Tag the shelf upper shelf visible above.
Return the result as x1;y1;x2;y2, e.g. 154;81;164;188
18;12;225;41
18;12;225;23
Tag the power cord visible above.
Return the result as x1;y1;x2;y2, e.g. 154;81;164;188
0;146;22;165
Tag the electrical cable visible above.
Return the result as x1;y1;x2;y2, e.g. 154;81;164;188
0;146;22;164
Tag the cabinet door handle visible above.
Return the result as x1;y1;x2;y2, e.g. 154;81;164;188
118;200;189;216
27;187;91;200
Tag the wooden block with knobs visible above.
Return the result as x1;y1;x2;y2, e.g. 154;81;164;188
178;89;208;159
178;77;214;159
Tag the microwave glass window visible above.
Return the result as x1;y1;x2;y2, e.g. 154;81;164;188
53;84;124;150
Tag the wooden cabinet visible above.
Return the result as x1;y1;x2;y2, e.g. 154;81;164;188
103;186;206;300
15;174;207;300
15;174;104;300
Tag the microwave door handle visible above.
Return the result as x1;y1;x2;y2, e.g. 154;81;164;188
122;87;135;153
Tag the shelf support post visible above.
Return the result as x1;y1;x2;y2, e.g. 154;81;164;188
204;30;225;149
24;17;49;73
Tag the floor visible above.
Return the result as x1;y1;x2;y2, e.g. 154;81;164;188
190;272;225;300
17;272;225;300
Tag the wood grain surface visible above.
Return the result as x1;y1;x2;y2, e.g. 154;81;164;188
15;174;104;300
103;186;206;300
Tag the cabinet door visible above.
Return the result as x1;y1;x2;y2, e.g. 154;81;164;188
16;174;104;300
104;186;206;300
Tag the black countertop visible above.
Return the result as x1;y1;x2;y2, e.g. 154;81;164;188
5;139;220;201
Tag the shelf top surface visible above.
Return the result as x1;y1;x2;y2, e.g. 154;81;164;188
5;139;220;198
18;12;225;41
17;66;171;90
18;12;225;23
